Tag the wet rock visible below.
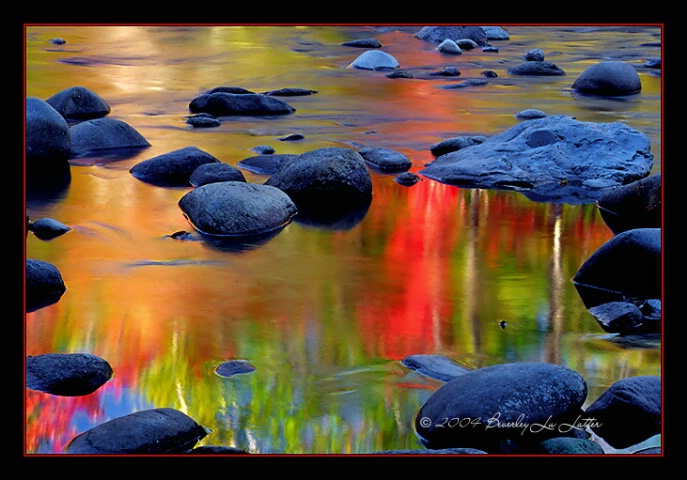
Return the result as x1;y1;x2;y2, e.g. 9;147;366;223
265;147;373;220
279;133;305;141
572;61;641;96
515;109;546;120
237;154;298;175
588;300;660;335
429;135;487;157
65;408;209;454
482;46;500;53
260;87;317;96
455;38;479;50
386;70;413;79
430;66;461;77
414;362;588;453
178;181;297;237
441;79;488;89
214;360;256;378
189;162;246;187
205;86;254;95
597;174;661;234
27;217;71;240
482;26;509;40
359;147;411;173
185;113;221;128
188;446;250;454
420;115;653;204
372;448;487;454
26;97;71;172
524;48;545;61
252;145;275;155
45;86;111;120
130;146;220;187
341;38;382;48
481;69;498;77
415;26;488;46
536;437;605;454
573;228;661;307
349;50;399;70
436;39;462;55
69;117;150;157
26;353;113;396
394;172;422;187
49;38;67;45
188;92;295;116
584;376;661;449
26;258;66;312
644;57;661;69
507;61;566;76
401;354;471;382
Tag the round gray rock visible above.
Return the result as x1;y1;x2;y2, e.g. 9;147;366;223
26;352;113;396
45;86;111;120
189;162;246;187
178;181;297;237
26;97;71;169
572;61;641;96
69;117;150;157
359;147;411;172
131;146;220;187
349;50;399;70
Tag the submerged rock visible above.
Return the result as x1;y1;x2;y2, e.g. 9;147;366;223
214;360;256;378
394;172;422;187
45;86;111;120
65;408;209;454
69;117;150;157
420;115;653;204
401;354;471;382
573;228;661;307
414;362;588;453
188;92;295;116
26;258;66;312
597;174;661;234
584;376;661;449
341;38;382;48
178;181;297;237
359;147;412;173
572;61;641;96
260;87;317;96
130;146;220;187
26;353;113;396
185;113;221;128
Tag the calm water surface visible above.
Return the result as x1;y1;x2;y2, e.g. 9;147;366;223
25;25;662;454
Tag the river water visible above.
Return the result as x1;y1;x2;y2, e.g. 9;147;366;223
24;25;662;455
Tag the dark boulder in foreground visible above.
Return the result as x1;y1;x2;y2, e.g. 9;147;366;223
573;228;661;307
69;117;150;158
26;258;66;312
420;115;653;204
45;86;111;120
535;437;605;454
237;154;298;175
130;146;220;187
401;354;472;382
65;408;209;454
507;61;566;76
188;92;295;116
415;362;588;453
572;61;641;96
415;26;488;46
584;376;661;449
27;217;71;240
214;360;256;378
178;181;297;237
265;147;373;221
359;147;412;173
189;162;246;187
597;174;661;234
26;353;113;396
26;97;71;172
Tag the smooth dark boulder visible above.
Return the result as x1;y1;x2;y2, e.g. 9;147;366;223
429;135;487;157
27;217;71;240
572;61;641;96
188;92;295;116
341;38;382;48
26;97;71;171
436;39;462;55
359;147;411;173
588;301;660;335
415;26;488;46
401;354;471;382
185;113;221;128
573;228;661;307
349;50;399;70
237;154;297;175
394;172;422;187
178;181;297;237
189;162;246;187
26;353;113;396
414;362;588;453
214;360;256;378
420;115;653;204
597;174;661;234
524;48;545;61
69;117;150;157
65;408;209;454
26;258;66;312
130;146;220;187
45;86;111;120
536;437;605;454
265;147;373;220
441;79;488;89
260;87;317;96
584;376;661;449
482;26;509;40
515;109;546;120
507;61;566;76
